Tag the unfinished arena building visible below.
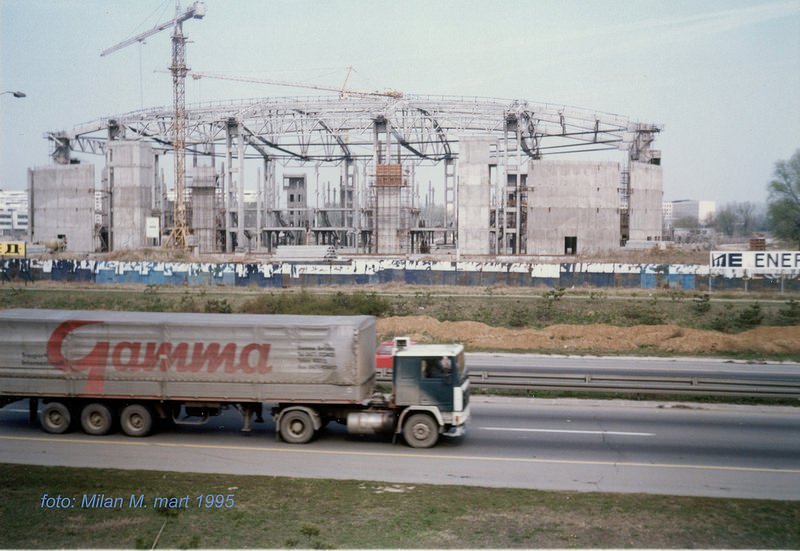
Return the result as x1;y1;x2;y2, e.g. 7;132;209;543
29;95;662;258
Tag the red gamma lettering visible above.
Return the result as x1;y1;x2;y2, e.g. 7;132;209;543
111;342;142;370
184;343;237;373
138;342;161;371
237;343;272;374
46;320;109;394
156;342;189;371
111;342;160;372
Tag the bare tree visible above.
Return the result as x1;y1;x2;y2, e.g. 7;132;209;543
713;208;737;237
736;202;757;236
767;150;800;247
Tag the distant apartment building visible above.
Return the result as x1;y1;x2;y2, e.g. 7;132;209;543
662;201;673;224
669;199;715;226
0;190;29;236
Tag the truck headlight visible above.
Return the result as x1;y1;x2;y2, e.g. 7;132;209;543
454;387;463;411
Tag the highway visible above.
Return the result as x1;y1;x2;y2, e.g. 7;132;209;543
2;395;799;500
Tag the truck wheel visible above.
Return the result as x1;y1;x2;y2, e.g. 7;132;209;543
120;404;153;437
80;403;114;435
403;413;439;448
40;402;71;434
280;410;314;444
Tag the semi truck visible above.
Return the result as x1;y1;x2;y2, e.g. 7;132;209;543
0;309;469;448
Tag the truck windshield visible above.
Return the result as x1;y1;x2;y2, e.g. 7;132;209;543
455;352;466;381
419;353;466;383
421;357;451;379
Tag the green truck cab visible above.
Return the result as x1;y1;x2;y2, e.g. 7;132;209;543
393;343;470;448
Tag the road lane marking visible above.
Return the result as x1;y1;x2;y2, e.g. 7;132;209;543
480;427;654;437
2;434;799;475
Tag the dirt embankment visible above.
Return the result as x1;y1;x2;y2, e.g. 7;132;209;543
377;316;800;355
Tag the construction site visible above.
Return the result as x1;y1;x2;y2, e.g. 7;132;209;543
27;2;664;260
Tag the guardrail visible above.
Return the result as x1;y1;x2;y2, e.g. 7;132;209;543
377;371;800;399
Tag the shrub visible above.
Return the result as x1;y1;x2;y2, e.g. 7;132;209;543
508;303;530;327
776;298;800;325
691;293;711;314
708;303;763;333
204;298;233;314
736;302;763;330
240;290;390;317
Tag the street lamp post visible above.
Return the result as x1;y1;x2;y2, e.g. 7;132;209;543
1;91;26;98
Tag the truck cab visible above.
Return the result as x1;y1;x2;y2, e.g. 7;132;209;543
392;343;470;447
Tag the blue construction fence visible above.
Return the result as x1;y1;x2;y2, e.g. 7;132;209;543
1;258;798;291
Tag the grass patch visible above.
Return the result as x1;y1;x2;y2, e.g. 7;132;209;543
2;284;799;362
2;463;798;549
2;284;799;332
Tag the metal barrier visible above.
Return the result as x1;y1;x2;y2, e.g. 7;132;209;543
378;371;800;398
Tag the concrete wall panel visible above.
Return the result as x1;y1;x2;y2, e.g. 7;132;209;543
29;164;95;253
527;160;621;255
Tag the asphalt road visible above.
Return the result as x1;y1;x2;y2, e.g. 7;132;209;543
2;396;799;500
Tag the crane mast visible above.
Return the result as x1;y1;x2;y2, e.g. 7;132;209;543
102;1;206;249
168;5;189;249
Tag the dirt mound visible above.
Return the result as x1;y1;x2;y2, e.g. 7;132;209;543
376;316;800;355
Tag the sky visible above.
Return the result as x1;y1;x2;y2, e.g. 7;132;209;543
1;0;799;206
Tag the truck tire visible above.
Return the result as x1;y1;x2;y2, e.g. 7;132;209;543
120;404;153;437
40;402;71;434
280;410;314;444
80;403;114;435
403;413;439;448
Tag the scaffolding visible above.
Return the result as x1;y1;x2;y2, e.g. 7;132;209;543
371;164;413;255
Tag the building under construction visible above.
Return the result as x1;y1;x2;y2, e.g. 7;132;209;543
30;95;662;257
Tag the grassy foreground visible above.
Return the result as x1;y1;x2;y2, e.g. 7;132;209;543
2;464;798;549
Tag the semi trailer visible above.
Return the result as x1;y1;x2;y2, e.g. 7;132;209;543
0;309;469;448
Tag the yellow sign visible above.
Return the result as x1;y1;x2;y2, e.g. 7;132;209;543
0;242;26;256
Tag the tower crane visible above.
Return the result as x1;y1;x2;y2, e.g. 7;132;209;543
102;1;207;249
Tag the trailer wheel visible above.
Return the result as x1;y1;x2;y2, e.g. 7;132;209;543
403;413;439;448
120;404;153;437
80;403;114;435
280;410;314;444
40;402;71;434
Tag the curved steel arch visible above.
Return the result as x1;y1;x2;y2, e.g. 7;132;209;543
50;94;660;164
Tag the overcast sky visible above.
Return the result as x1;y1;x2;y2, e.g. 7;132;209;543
2;0;799;205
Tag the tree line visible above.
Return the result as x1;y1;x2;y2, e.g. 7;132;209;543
672;149;799;248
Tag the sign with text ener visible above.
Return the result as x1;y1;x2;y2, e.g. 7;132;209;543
710;251;800;275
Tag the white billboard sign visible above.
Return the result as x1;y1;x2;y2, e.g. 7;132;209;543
710;251;800;276
145;217;160;239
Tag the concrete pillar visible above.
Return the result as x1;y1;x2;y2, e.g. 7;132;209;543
456;136;494;256
191;165;217;253
106;141;155;251
628;161;664;243
237;124;246;251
